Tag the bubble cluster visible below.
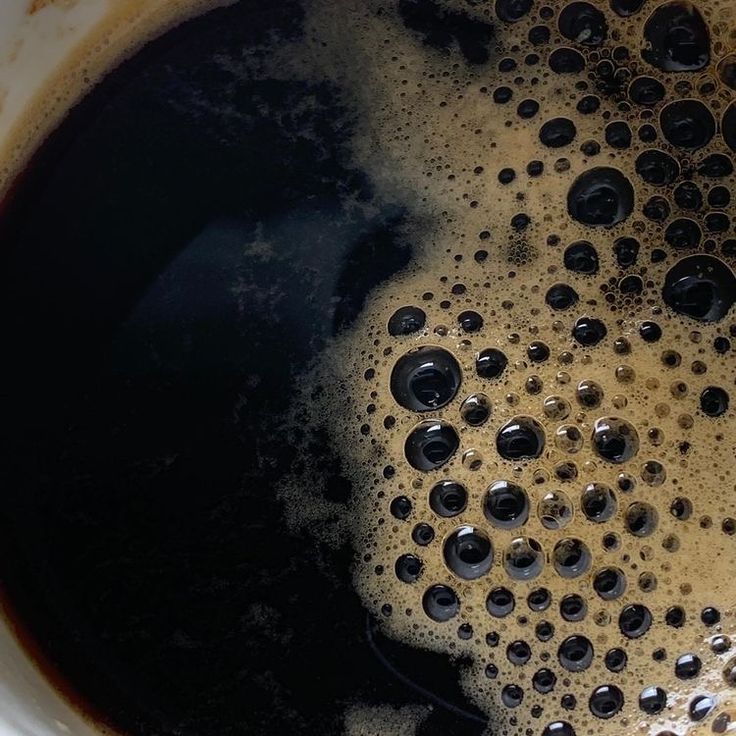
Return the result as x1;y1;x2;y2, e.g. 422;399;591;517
278;0;736;733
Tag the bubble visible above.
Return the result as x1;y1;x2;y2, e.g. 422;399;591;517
533;668;557;693
666;605;686;627
664;218;702;249
639;685;667;714
528;587;552;611
476;347;509;379
443;526;493;580
495;0;533;22
577;94;601;114
592;416;640;463
429;480;468;516
391;347;461;411
549;47;586;73
564;241;599;275
460;393;491;426
702;606;721;625
614;236;640;267
496;416;546;460
572;317;608;346
636;149;680;185
558;635;594;671
390;495;412;519
699;153;734;177
723;102;736;152
689;694;716;721
546;283;579;310
484;480;530;528
507;639;532;665
405;420;460;470
628;75;666;105
540;117;578;148
412;523;435;546
662;255;736;322
422;584;460;622
457;310;483;332
593;567;627;600
723;656;736;686
560;593;588;621
542;723;575;736
553;538;592;578
504;537;545;580
675;653;701;679
700;386;729;416
544;395;572;420
620;603;653;638
538;491;574;529
642;1;710;72
605;648;628;672
558;2;607;45
395;553;423;582
660;99;715;149
567;167;634;226
589;685;624;719
486;586;516;617
501;684;524;707
626;502;659;536
581;483;617;522
388;305;426;336
527;341;551;363
605;121;632;149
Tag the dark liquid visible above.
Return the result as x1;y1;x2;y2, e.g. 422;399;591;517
0;2;484;734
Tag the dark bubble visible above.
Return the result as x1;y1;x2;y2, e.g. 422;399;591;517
714;336;731;354
577;94;601;114
559;2;607;45
553;538;591;578
540;117;577;148
546;283;579;310
527;341;550;363
723;102;736;152
620;603;652;638
638;123;658;141
614;236;640;267
592;416;640;463
702;606;721;625
549;47;586;73
567;167;634;226
643;195;670;221
499;167;516;184
517;98;540;119
718;54;736;90
529;25;551;44
625;502;658;536
486;586;516;617
484;480;530;527
457;310;483;332
412;522;435;546
496;416;546;459
580;139;600;157
628;75;666;105
558;635;594;671
593;567;627;600
605;121;632;149
636;149;680;185
666;605;686;627
698;153;734;177
460;393;491;426
501;684;524;707
542;723;576;736
422;584;460;621
495;0;532;22
605;648;627;672
581;483;617;522
589;685;624;719
395;553;423;583
665;218;702;249
572;316;607;346
705;212;730;233
405;421;459;470
388;305;426;335
429;481;468;517
663;254;736;322
493;86;513;103
533;668;557;694
536;620;555;641
675;653;701;679
564;241;599;274
689;694;716;721
504;537;545;580
560;594;587;621
660;99;715;149
639;321;662;342
700;386;729;417
610;0;645;15
620;275;642;294
476;347;508;379
708;186;730;208
528;587;552;612
639;686;667;714
507;639;532;665
390;495;412;520
642;1;710;72
391;347;461;412
443;526;493;580
673;180;703;210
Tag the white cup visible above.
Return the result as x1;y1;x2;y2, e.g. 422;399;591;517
0;2;227;733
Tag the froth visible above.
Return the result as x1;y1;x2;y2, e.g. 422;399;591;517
273;0;736;734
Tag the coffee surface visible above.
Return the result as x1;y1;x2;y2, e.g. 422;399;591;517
1;0;736;735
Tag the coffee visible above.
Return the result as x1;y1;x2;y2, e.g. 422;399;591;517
0;0;735;735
